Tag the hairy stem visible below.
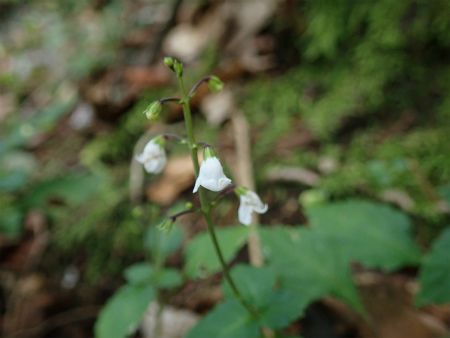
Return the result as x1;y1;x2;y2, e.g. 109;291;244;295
176;73;258;317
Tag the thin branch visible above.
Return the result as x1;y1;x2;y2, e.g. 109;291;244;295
149;0;184;65
163;133;187;142
169;208;200;221
160;97;181;104
188;76;211;97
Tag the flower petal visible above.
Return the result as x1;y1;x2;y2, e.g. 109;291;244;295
254;203;268;214
238;203;253;226
218;177;232;190
202;179;220;191
193;178;201;193
193;156;232;193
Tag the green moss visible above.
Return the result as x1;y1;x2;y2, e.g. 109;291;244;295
240;0;449;226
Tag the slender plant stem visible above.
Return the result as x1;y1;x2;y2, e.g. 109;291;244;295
188;75;211;96
203;212;258;316
176;73;258;317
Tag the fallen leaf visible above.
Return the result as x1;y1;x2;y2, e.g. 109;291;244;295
146;155;196;206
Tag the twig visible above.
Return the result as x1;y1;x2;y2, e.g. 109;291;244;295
9;305;101;338
231;110;264;267
149;0;184;65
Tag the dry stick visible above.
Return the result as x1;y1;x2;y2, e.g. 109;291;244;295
9;305;101;338
231;110;264;267
149;0;184;65
232;111;273;338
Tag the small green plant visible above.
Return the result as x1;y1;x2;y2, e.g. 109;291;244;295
94;58;450;338
95;214;184;338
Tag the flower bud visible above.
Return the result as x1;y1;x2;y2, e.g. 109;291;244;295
173;60;183;77
207;75;224;93
164;57;174;70
143;101;162;120
157;219;175;234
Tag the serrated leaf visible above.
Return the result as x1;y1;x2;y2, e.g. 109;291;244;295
144;224;183;265
259;227;365;315
124;262;154;285
154;268;183;288
185;227;250;278
95;284;155;338
307;200;421;270
186;300;259;338
222;264;307;329
415;226;450;306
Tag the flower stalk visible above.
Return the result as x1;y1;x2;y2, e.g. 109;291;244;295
175;69;258;317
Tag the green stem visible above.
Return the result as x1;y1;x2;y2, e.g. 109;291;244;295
176;74;258;317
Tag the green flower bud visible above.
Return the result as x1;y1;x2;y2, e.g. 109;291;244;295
207;75;224;93
157;219;175;234
173;60;183;77
164;57;174;69
143;101;162;120
185;202;193;210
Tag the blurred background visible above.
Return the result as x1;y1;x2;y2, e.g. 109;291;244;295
0;0;449;337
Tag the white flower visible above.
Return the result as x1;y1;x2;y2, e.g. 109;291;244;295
193;154;231;193
136;136;166;174
237;189;268;226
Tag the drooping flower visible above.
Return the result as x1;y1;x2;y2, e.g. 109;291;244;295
193;147;231;193
235;187;268;226
136;135;166;174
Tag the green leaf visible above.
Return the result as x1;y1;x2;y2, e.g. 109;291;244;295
415;227;450;306
124;263;154;285
222;265;308;329
0;208;23;239
186;300;259;338
144;223;183;264
0;171;28;192
258;290;305;329
307;200;421;270
95;284;155;338
259;227;365;315
124;263;182;289
438;185;450;207
154;268;183;288
222;264;276;306
184;226;250;279
23;173;103;208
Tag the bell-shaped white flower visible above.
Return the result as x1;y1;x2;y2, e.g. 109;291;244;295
236;187;268;226
193;147;231;193
136;135;166;174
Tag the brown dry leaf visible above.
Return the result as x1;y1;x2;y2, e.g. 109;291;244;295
200;89;234;126
266;166;321;186
325;271;449;338
2;274;54;337
146;154;196;206
379;189;415;211
123;62;171;89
